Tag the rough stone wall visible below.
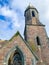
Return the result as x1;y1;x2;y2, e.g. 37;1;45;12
26;24;49;65
48;38;49;47
0;35;34;65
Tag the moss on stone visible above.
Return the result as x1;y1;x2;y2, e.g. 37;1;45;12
9;31;20;41
28;40;37;52
31;43;37;52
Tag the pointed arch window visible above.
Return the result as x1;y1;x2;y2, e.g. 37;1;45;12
8;48;24;65
13;51;22;65
36;36;41;45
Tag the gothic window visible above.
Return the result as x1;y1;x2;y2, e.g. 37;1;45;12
36;36;41;45
8;49;23;65
13;51;22;65
32;11;35;17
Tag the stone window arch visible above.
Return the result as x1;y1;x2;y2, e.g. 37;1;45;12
8;47;24;65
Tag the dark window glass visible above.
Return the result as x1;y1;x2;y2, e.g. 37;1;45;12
36;36;40;45
32;11;35;17
8;50;22;65
13;51;22;65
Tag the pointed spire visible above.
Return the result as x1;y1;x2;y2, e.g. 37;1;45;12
29;2;33;7
27;3;35;9
29;2;34;8
24;3;38;16
25;3;38;13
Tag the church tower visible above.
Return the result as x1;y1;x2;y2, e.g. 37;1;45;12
24;4;49;65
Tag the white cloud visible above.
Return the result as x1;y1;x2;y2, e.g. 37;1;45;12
10;0;33;13
0;20;9;29
0;6;21;28
0;6;12;17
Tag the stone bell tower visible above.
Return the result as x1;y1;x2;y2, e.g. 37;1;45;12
24;4;49;65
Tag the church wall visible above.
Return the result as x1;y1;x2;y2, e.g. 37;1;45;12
0;35;36;65
26;25;49;65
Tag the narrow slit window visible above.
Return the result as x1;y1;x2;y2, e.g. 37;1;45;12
32;11;35;17
36;36;41;45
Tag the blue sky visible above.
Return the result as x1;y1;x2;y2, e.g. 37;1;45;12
0;0;49;40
